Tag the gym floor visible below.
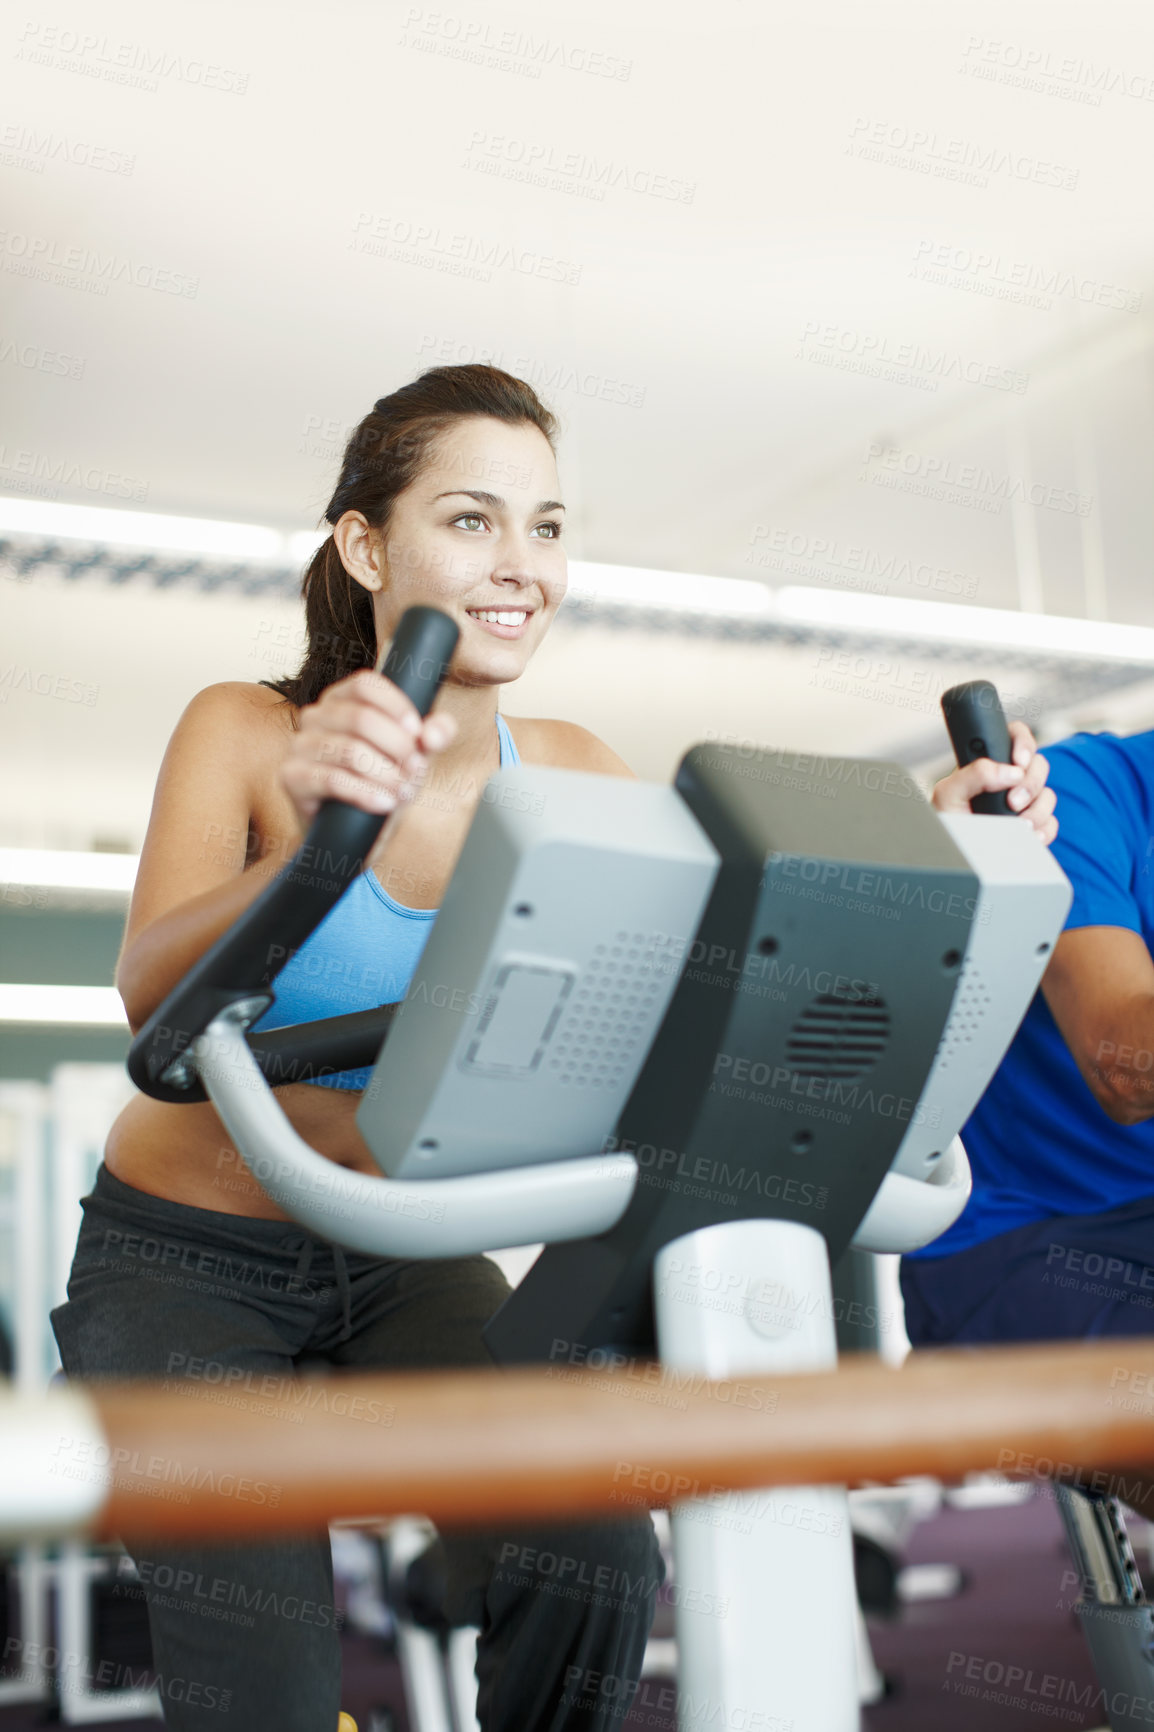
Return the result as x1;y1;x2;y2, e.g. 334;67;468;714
0;1487;1108;1731
860;1487;1104;1732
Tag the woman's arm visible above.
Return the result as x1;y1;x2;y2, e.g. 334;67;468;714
117;673;455;1032
930;720;1057;844
116;684;288;1033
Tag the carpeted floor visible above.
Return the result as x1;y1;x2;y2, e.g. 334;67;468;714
860;1486;1106;1731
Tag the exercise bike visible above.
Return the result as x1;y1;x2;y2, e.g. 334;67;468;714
124;609;1075;1731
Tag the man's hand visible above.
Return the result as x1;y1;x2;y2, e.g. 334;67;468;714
930;721;1057;844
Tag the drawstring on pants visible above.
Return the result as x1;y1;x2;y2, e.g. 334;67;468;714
281;1231;354;1344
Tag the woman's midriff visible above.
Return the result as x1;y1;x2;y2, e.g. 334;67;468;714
104;1084;379;1220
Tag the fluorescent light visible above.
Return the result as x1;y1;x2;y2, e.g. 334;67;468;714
568;561;772;617
0;985;127;1025
775;587;1154;664
3;493;1152;662
0;849;138;892
0;498;304;564
566;567;1154;660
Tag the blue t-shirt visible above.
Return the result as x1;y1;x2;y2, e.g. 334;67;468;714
910;729;1154;1258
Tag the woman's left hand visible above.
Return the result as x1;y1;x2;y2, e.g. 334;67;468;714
930;720;1057;845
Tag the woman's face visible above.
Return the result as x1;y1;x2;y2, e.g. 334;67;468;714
342;415;567;687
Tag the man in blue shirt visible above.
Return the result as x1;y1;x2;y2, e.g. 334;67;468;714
903;728;1154;1346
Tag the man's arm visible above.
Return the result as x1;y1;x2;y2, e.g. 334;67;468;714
1042;927;1154;1125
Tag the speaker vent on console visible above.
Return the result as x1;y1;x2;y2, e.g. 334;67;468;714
936;964;990;1071
547;930;679;1089
785;994;890;1080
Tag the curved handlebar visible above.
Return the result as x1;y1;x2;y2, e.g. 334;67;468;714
851;1137;972;1253
126;606;459;1103
194;1014;639;1254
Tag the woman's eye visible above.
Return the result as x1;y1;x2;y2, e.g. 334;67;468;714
534;521;563;539
453;514;485;531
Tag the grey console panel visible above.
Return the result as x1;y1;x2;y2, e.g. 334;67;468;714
357;766;720;1179
890;812;1073;1181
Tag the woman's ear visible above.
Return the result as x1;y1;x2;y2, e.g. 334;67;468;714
333;510;384;593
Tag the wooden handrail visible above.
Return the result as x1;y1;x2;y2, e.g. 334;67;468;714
40;1337;1154;1541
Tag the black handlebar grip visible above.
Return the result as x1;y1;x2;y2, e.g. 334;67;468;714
306;606;462;899
376;604;461;716
126;605;460;1102
940;680;1013;816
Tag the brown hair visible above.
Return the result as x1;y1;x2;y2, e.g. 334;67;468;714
258;365;559;714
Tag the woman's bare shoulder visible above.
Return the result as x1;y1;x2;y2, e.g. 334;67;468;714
166;682;296;793
185;680;296;738
199;679;296;717
503;716;636;779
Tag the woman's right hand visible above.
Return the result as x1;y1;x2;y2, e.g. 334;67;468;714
280;668;457;832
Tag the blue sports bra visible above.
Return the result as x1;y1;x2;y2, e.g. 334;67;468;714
250;712;521;1090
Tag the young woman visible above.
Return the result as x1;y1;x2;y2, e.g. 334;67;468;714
50;365;1056;1731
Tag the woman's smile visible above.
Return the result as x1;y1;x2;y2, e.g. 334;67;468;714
464;604;534;638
